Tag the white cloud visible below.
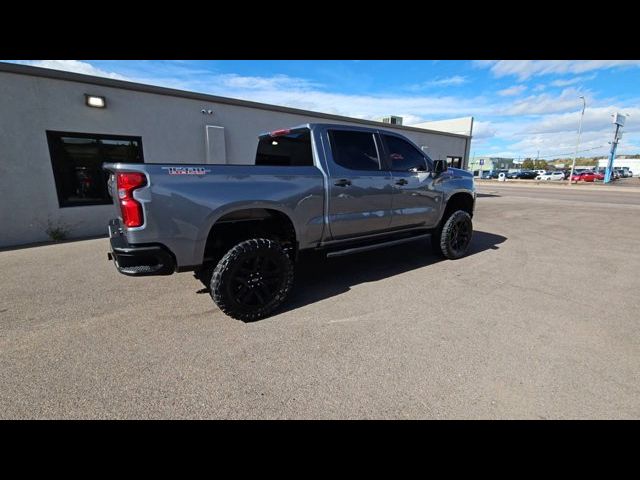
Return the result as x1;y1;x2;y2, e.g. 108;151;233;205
215;88;489;120
164;77;491;120
473;102;640;158
396;113;425;125
503;130;611;158
550;74;597;87
526;106;640;134
480;114;640;159
409;76;467;90
500;88;592;115
497;85;527;96
19;60;128;80
476;60;640;80
472;121;497;139
216;73;320;90
429;75;467;86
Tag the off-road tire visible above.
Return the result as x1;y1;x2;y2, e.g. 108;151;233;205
431;210;473;259
210;238;294;321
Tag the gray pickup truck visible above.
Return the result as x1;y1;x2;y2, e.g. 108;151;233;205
105;123;476;320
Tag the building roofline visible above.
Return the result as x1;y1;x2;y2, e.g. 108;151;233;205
0;62;470;140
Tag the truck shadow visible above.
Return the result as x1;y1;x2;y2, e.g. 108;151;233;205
277;230;507;317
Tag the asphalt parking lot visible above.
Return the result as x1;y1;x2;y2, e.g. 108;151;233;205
1;183;639;419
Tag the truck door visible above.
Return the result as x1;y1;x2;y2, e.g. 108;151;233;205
324;128;393;240
379;132;442;230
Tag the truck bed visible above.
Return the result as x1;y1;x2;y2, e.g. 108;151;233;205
105;163;325;268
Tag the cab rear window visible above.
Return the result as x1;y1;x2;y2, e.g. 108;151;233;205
255;129;313;167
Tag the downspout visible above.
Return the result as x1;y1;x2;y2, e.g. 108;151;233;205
464;116;474;170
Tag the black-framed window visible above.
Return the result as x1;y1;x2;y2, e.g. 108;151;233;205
46;131;144;207
447;156;462;168
328;130;380;171
381;134;428;172
255;129;313;166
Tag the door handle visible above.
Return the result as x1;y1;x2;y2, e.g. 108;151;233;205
334;179;352;187
395;178;408;186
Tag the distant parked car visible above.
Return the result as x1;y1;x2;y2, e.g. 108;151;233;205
594;168;609;178
489;169;509;179
537;171;565;181
516;170;538;179
507;170;538;180
598;169;620;180
620;167;630;178
534;170;547;176
571;171;597;182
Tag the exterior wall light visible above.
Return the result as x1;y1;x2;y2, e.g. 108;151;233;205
85;94;106;108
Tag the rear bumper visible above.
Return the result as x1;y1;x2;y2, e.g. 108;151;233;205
107;219;175;276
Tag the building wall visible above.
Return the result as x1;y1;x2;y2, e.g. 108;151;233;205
411;116;474;136
468;157;515;172
0;69;470;248
598;158;640;176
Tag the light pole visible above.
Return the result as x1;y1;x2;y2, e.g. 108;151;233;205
604;113;626;183
568;96;586;185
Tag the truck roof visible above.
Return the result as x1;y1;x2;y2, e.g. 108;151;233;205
261;123;421;137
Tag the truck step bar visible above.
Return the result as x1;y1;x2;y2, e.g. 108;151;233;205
325;233;431;258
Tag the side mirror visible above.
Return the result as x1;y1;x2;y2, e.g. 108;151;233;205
433;159;448;175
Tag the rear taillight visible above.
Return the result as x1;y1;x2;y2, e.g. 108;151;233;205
116;172;147;228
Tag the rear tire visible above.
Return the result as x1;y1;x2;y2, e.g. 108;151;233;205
210;238;294;321
431;210;473;259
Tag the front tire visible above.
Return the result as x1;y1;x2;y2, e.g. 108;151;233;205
210;238;294;321
431;210;473;259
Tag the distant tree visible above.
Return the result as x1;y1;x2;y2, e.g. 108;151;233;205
522;159;534;170
534;160;548;170
573;157;598;167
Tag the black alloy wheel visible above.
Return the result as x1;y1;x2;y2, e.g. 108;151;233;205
229;252;285;307
210;238;294;321
448;214;472;256
433;210;473;260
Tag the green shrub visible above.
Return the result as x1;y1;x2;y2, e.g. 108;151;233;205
45;219;70;242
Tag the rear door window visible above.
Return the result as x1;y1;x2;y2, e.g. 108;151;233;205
328;130;380;171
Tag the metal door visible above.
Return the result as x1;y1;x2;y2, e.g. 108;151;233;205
324;128;393;240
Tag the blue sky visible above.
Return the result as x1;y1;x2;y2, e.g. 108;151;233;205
7;60;640;159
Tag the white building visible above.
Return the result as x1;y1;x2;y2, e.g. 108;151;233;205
410;117;474;169
597;157;640;176
467;157;515;175
0;63;473;248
